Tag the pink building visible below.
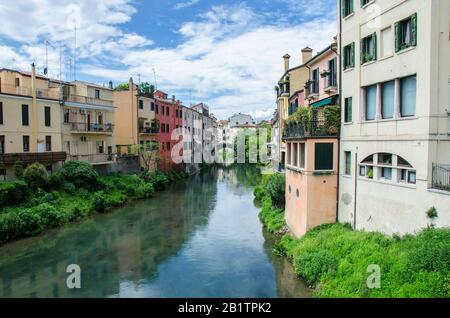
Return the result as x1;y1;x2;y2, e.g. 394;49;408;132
284;40;340;238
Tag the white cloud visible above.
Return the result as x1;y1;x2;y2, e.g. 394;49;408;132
174;0;200;10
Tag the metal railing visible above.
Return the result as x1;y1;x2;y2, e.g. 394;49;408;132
432;163;450;192
0;152;67;165
139;127;159;134
70;122;114;133
67;153;113;164
283;120;340;139
64;94;114;107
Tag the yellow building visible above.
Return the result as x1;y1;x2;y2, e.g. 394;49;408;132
61;80;116;168
276;48;311;169
113;78;158;170
0;66;66;179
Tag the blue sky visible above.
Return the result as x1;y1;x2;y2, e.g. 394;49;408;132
0;0;336;120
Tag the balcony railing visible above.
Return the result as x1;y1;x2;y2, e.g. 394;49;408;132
0;152;67;165
432;163;450;192
70;123;114;134
64;94;114;107
139;127;159;134
0;84;60;99
67;154;114;164
283;120;340;139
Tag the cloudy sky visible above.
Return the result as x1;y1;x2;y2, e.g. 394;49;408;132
0;0;337;121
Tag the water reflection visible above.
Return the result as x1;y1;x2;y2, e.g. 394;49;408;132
0;166;310;298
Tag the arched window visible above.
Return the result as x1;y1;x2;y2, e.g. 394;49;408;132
359;153;416;185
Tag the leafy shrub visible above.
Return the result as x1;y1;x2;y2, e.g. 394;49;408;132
61;182;76;195
93;192;109;213
61;161;100;190
13;161;24;179
49;171;65;190
260;196;285;234
0;208;43;241
293;250;338;286
106;192;128;207
135;183;155;199
23;163;49;190
29;189;56;206
264;173;285;208
32;203;66;228
0;180;28;207
143;171;169;190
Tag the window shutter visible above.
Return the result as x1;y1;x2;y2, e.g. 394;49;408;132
342;0;347;17
349;0;353;13
373;32;377;60
348;97;353;122
411;13;417;47
394;21;401;52
360;39;365;64
350;42;355;67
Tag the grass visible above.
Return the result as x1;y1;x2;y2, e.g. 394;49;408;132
254;174;450;298
274;224;450;298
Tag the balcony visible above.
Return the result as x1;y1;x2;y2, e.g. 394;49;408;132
432;163;450;192
67;154;114;165
64;94;114;107
283;120;339;140
0;152;67;165
70;123;114;134
0;84;60;100
139;127;159;135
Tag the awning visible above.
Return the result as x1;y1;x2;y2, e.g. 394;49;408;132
310;96;338;108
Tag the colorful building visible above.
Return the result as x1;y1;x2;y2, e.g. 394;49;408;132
283;41;340;238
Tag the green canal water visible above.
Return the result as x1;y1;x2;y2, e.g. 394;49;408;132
0;166;311;298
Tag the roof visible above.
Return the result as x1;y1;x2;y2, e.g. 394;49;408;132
73;80;114;91
0;68;73;85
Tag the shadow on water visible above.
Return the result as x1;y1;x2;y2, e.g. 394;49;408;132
0;166;310;298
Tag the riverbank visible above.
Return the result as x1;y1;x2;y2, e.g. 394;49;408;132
0;161;189;244
254;174;450;298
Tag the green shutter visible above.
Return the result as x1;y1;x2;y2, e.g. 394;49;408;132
373;32;377;60
350;42;355;67
348;97;353;122
349;0;354;13
342;0;347;17
395;21;401;52
411;13;417;47
360;38;365;64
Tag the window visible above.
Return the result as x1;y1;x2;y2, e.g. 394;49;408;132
98;112;103;125
155;104;159;114
378;153;392;165
400;75;416;117
382;81;395;119
44;106;51;127
166;107;169;116
161;106;165;115
300;143;305;169
151;102;155;111
176;109;179;118
0;135;5;154
97;141;105;154
45;136;52;152
95;89;100;99
342;0;354;18
15;78;20;87
361;0;371;6
381;167;392;180
365;85;377;120
22;104;29;126
167;142;171;150
23;136;30;152
395;13;417;52
293;143;298;167
343;43;355;70
345;151;352;175
63;109;70;123
344;97;353;123
139;100;144;110
287;143;291;165
179;109;183;118
311;68;319;94
0;102;3;125
328;58;337;87
361;33;377;64
381;27;393;58
315;143;334;171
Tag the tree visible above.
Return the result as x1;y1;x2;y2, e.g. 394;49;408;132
114;83;129;91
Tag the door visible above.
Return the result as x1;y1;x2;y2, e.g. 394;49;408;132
87;113;91;131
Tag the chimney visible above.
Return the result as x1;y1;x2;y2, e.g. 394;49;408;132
129;77;134;92
283;54;291;72
172;95;176;103
301;47;313;64
109;81;113;89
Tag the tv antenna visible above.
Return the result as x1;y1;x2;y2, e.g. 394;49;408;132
45;40;63;83
152;68;158;90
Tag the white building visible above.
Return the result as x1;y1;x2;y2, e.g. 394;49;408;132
338;0;450;235
228;113;256;128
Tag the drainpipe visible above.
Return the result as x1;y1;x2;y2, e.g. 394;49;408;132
31;63;38;153
354;149;358;230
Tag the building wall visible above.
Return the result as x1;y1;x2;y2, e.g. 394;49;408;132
306;49;338;103
229;114;255;127
338;0;450;235
114;86;138;146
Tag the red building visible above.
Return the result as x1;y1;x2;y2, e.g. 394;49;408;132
154;90;184;171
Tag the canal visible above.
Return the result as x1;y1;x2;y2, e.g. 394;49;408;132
0;166;310;298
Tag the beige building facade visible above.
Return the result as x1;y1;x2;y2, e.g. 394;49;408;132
338;0;450;234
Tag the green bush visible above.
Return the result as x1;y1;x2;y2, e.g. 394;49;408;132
31;203;66;228
143;171;169;190
93;192;109;213
23;163;49;190
293;250;338;286
0;180;28;207
13;161;24;179
260;196;285;234
49;171;65;190
61;182;76;194
61;161;100;190
135;183;155;199
264;173;285;208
